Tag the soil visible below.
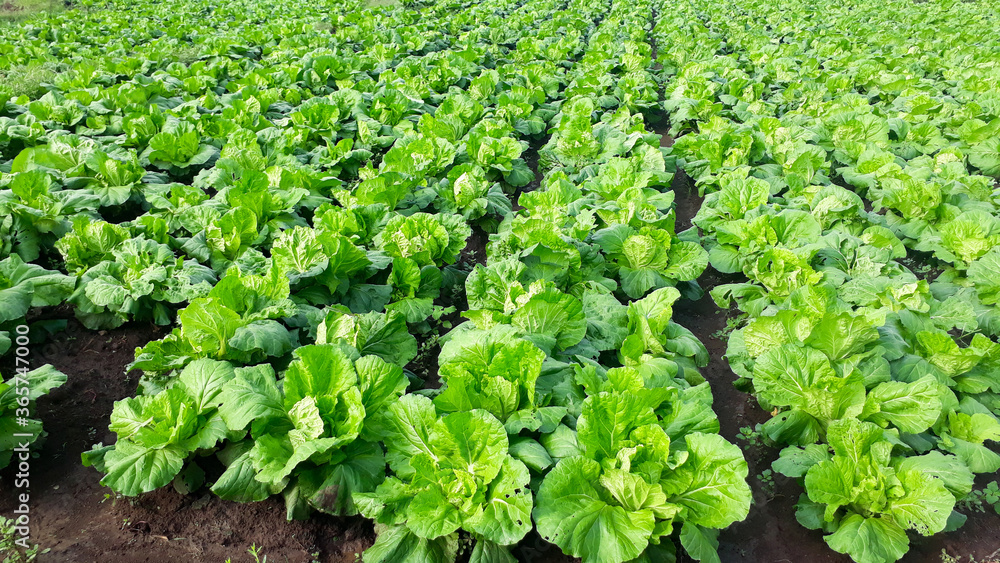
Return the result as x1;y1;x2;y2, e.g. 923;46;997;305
456;226;489;271
670;169;698;233
899;251;945;284
511;141;546;212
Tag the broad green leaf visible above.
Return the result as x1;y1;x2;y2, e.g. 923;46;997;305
678;523;721;563
825;514;908;563
363;524;459;563
662;433;751;529
534;456;655;563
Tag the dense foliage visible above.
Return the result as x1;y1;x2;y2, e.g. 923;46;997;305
2;0;998;561
1;0;751;561
654;0;1000;561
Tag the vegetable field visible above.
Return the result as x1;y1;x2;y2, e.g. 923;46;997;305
1;0;999;561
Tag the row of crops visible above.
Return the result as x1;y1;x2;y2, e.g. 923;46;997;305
1;0;999;561
657;0;1000;561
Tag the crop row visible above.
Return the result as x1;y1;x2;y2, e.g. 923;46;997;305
654;0;1000;561
1;0;753;561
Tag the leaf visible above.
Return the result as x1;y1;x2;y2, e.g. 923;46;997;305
894;452;974;499
282;344;358;411
534;456;655;563
969;137;1000;177
176;358;235;414
469;540;517;563
468;457;534;545
577;392;658;462
804;312;879;361
679;523;721;563
886;469;954;536
271;226;329;281
355;355;408;440
18;364;68;401
228;319;294;358
772;444;832;479
316;309;418;367
218;365;285;432
863;376;941;434
662;433;751;529
363;524;459;563
355;355;408;417
212;448;274;502
663;241;709;282
511;289;587;352
754;344;866;424
0;255;75;322
178;298;242;356
581;291;629;352
825;514;909;563
968;248;1000;305
384;395;441;478
438;410;509;483
305;441;387;516
99;440;187;497
508;437;553;472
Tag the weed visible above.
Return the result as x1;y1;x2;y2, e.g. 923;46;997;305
248;544;267;563
226;544;269;563
736;424;763;448
100;491;121;507
757;468;775;497
940;549;1000;563
711;315;745;340
0;63;59;101
0;0;65;23
0;517;44;563
957;481;1000;515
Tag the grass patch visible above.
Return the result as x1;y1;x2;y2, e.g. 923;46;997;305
0;62;59;101
0;0;66;22
171;43;203;65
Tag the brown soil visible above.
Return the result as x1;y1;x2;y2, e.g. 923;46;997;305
0;1;24;12
671;169;698;232
457;227;489;270
511;143;546;212
899;252;944;284
410;226;491;389
406;332;442;390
